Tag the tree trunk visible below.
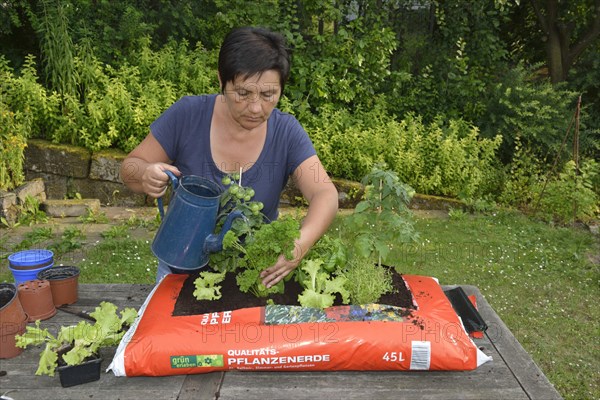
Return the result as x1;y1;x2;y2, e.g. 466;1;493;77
531;0;600;84
546;21;565;83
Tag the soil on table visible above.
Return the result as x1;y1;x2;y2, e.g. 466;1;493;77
173;266;415;316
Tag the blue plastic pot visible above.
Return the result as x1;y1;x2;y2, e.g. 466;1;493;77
8;250;54;285
8;249;53;268
10;263;54;285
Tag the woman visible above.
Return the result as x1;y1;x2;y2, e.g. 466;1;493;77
120;27;338;287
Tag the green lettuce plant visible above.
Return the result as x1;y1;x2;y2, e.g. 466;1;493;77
297;259;349;309
16;302;137;376
193;270;227;301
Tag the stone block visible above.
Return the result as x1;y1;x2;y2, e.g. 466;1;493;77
25;139;91;178
25;171;69;199
0;191;19;225
41;198;101;217
89;149;127;182
14;178;45;203
0;190;17;210
332;178;364;209
409;193;466;211
280;178;363;209
71;178;147;206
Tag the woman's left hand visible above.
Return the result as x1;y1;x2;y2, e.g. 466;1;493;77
260;253;300;288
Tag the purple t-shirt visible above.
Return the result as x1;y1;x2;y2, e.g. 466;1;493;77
150;94;316;221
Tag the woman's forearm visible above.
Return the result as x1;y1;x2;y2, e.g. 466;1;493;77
120;157;151;194
294;186;339;260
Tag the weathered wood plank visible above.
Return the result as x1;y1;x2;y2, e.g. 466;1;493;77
1;350;186;400
218;370;529;400
0;283;186;400
459;285;563;400
178;372;224;400
0;388;182;400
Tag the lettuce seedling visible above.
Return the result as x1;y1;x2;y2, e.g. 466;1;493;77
15;302;137;376
193;270;227;300
297;259;350;309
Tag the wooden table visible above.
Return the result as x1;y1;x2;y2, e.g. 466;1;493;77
0;284;563;400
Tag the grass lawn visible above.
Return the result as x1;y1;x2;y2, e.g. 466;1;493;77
1;208;598;399
383;210;599;400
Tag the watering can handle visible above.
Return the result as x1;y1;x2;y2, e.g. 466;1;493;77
156;170;180;219
204;211;248;254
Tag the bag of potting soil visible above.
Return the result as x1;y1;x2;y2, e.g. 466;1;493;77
108;273;491;377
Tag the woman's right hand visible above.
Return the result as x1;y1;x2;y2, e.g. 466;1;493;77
142;163;181;198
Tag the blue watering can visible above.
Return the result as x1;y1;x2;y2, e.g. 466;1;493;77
151;171;244;271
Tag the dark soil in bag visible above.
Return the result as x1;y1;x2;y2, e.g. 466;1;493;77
173;266;415;316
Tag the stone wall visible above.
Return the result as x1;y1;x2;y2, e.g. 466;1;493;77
15;139;462;213
20;139;366;209
24;139;147;207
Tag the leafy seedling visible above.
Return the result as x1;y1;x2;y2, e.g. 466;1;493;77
297;259;350;309
16;302;137;376
193;270;227;301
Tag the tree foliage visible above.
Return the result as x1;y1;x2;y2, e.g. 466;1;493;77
0;0;597;210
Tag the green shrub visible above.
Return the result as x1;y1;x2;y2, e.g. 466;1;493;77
0;56;49;190
0;55;60;190
1;56;61;139
308;103;502;199
534;159;599;225
392;115;503;199
38;39;218;152
0;103;28;190
498;135;545;209
305;101;392;181
480;64;578;163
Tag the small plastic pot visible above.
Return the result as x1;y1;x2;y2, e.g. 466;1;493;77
9;249;54;284
0;283;29;359
8;249;53;269
57;355;102;387
17;279;57;322
0;313;28;359
37;266;80;307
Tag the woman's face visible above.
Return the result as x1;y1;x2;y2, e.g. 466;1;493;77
221;70;281;131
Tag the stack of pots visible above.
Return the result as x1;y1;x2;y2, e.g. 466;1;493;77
8;249;54;285
0;283;28;359
7;249;80;320
16;265;81;321
2;248;82;360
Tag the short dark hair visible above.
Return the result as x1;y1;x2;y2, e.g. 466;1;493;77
218;27;291;94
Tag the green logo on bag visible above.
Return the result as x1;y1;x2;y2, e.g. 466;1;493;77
171;354;224;368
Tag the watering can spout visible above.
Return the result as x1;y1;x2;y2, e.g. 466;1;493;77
204;211;247;254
